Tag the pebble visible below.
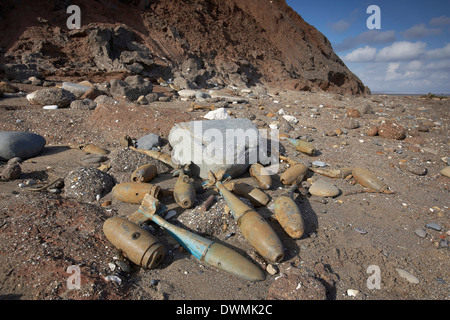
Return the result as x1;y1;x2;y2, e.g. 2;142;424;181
414;228;427;238
43;105;59;110
396;269;420;284
312;160;327;167
440;166;450;177
425;223;442;231
266;264;278;275
354;227;368;234
309;179;340;197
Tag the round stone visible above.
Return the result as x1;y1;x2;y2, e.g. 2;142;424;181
309;179;340;197
0;131;46;161
440;166;450;177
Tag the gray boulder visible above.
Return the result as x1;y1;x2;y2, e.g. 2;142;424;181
168;119;259;179
109;75;153;101
135;133;161;150
70;99;97;110
64;167;115;202
0;131;46;161
28;88;76;107
3;63;42;80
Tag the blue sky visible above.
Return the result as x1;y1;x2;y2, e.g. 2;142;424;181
286;0;450;94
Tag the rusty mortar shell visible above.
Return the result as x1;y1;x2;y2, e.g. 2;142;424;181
103;217;166;269
352;167;387;192
198;194;216;212
249;163;272;190
131;164;157;183
224;181;270;207
81;144;110;155
112;182;161;204
173;172;196;209
216;181;284;263
130;146;175;168
186;103;216;112
274;194;304;239
138;194;265;281
309;167;353;179
285;138;316;155
280;163;308;185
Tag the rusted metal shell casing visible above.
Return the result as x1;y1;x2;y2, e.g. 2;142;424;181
103;217;165;269
131;164;157;183
150;214;265;281
309;167;353;179
216;182;284;263
173;174;196;209
112;182;161;204
224;181;270;207
274;196;304;239
249;163;272;190
286;138;316;155
352;168;386;191
280;164;308;185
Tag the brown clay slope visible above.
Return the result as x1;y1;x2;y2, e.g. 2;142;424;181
0;0;367;94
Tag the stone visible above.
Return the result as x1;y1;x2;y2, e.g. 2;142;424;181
203;108;231;120
81;88;104;100
402;162;427;176
0;131;46;161
309;179;340;197
440;166;450;177
43;105;59;110
425;223;442;231
414;228;427;238
135;133;162;150
267;268;327;300
347;108;361;118
312;161;327;167
282;115;298;124
344;118;360;129
70;99;97;110
3;63;42;80
109;75;153;101
27;88;76;107
196;91;211;100
177;89;197;99
64;167;115;202
62;82;92;98
168;119;259;179
366;126;378;136
1;162;21;180
378;121;406;140
145;93;159;102
396;269;420;284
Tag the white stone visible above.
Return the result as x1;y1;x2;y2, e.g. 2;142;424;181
43;105;59;110
396;269;420;284
203;108;231;120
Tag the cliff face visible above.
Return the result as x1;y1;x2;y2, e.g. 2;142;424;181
0;0;368;94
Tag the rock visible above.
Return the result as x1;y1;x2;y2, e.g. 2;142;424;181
27;88;76;107
414;228;427;238
70;99;97;110
309;179;340;197
266;264;278;275
109;75;153;101
366;126;378;136
81;154;108;164
0;131;46;161
169;118;259;179
43;105;59;110
203;108;231;120
1;161;21;180
196;91;211;100
396;269;420;284
64;167;115;202
347;108;361;118
312;160;327;167
282;115;298;124
425;223;442;231
440;166;450;177
267;268;327;300
29;76;43;86
177;89;197;99
62;82;92;98
81;88;104;100
3;63;42;80
145;93;159;102
378;121;406;140
344;118;360;129
401;162;427;176
135;133;161;150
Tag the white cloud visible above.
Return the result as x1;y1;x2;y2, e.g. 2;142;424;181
330;20;351;33
401;23;441;39
334;30;396;52
425;43;450;60
376;41;427;61
343;46;377;62
430;15;450;26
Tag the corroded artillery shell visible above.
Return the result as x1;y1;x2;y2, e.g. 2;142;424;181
82;144;110;155
224;181;270;207
112;182;161;204
309;167;353;179
173;173;196;209
352;167;386;191
274;196;304;239
131;164;157;183
285;138;316;155
216;182;284;263
249;163;272;190
280;164;308;185
103;217;166;269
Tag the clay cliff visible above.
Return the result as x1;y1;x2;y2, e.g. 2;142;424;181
0;0;368;94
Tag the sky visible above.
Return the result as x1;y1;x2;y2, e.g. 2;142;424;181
286;0;450;94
